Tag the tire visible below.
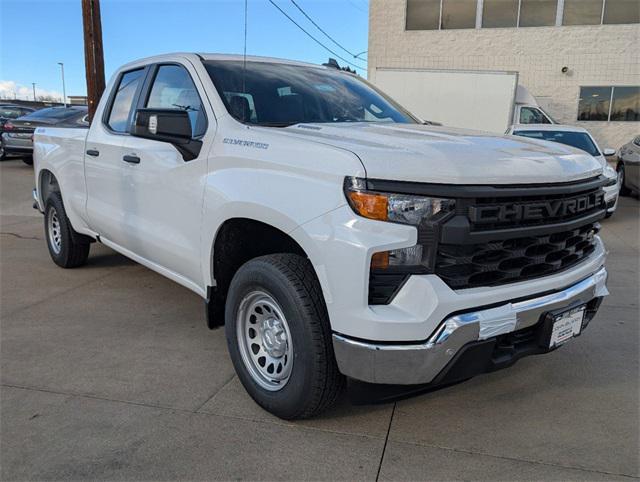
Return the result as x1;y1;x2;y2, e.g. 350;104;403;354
0;143;5;161
22;155;33;166
44;192;90;268
225;253;344;420
618;163;631;196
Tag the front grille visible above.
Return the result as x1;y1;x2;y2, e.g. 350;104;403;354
365;177;607;303
435;223;599;289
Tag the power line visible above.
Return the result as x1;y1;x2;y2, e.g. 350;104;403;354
347;0;367;14
267;0;367;71
289;0;365;62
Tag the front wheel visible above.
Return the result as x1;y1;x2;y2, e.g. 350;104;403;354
225;254;344;420
44;192;90;268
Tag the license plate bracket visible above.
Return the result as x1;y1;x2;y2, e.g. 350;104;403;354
540;305;586;349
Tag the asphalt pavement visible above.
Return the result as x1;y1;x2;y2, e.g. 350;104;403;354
1;158;638;480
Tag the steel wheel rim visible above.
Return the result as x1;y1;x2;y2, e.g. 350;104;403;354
236;290;293;391
47;208;62;254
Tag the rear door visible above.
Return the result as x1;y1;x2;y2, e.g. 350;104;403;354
118;62;214;285
85;67;148;247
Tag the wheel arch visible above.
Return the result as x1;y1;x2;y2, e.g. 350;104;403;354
205;215;325;329
38;168;61;207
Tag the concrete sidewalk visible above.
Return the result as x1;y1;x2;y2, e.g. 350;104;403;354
1;159;638;480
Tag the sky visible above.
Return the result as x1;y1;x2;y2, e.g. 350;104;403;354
0;0;369;102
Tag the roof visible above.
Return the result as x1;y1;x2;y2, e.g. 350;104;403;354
118;52;327;71
199;53;326;69
43;106;88;111
511;124;590;134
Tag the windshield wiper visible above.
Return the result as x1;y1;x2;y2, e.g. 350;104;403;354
256;122;298;128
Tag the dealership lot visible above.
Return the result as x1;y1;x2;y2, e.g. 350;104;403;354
0;159;638;480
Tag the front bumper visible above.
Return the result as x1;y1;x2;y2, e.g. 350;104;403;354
333;266;608;385
603;182;619;212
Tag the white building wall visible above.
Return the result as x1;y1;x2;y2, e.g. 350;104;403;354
369;0;640;149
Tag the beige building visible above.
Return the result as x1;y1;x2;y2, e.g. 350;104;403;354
369;0;639;149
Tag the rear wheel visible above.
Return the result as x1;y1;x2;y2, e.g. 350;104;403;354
225;254;344;419
44;192;90;268
618;163;631;196
22;155;33;166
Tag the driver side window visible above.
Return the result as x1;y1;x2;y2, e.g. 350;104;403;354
520;107;550;124
146;64;207;137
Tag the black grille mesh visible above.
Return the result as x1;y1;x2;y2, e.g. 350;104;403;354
368;272;407;305
435;223;598;289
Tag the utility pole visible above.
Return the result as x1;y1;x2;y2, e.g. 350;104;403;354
32;83;37;101
58;62;67;107
81;0;105;122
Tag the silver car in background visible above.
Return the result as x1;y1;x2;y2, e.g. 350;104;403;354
1;106;88;165
617;136;640;196
507;124;620;217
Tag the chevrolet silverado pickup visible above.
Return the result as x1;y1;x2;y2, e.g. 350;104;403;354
33;53;609;419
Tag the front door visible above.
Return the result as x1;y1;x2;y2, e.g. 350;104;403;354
118;62;213;285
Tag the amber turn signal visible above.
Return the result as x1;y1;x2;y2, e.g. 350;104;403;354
347;191;388;221
371;251;390;270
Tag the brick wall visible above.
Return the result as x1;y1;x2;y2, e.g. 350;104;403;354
369;0;640;149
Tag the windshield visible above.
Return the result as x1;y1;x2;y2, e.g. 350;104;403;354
204;60;417;126
22;107;86;121
513;130;601;157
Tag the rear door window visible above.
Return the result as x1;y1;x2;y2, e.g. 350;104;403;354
106;69;145;133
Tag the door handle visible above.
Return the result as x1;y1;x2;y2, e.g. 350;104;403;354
122;154;140;164
86;149;100;157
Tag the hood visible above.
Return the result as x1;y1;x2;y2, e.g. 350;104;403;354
276;123;603;185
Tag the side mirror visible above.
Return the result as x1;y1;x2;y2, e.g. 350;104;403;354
603;148;616;157
130;108;202;161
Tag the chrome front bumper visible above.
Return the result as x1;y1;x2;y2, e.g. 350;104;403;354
333;267;608;385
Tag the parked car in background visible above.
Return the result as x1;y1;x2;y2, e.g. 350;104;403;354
508;124;619;217
0;104;36;160
2;106;88;165
616;136;640;196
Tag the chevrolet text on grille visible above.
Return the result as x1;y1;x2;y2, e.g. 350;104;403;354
469;191;606;224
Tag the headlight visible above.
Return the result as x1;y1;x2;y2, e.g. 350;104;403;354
344;177;455;226
344;177;455;275
603;165;617;186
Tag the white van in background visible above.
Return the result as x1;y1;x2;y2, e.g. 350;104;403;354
372;68;554;133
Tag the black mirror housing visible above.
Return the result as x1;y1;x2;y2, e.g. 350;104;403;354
130;108;202;161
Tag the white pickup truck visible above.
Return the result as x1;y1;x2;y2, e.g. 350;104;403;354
33;53;609;419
